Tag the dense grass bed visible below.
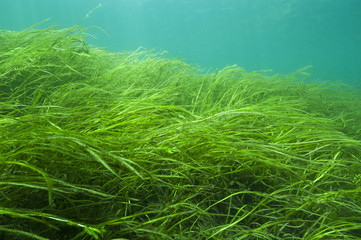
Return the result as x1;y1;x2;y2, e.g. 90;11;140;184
1;25;361;240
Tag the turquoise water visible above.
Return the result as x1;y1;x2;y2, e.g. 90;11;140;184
1;0;360;85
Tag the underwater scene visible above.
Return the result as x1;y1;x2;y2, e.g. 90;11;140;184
1;0;361;239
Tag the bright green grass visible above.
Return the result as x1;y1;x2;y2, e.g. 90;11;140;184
1;25;361;240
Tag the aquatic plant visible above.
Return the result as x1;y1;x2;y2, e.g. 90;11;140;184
0;25;361;240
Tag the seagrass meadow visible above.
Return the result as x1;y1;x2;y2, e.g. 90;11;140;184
1;25;361;240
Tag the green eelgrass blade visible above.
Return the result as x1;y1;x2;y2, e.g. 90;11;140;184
0;226;49;240
0;161;53;206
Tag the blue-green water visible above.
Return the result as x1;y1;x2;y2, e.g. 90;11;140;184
1;0;360;85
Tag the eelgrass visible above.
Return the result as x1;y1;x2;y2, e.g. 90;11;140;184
1;25;361;240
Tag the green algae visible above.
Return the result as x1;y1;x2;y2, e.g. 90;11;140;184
0;25;361;240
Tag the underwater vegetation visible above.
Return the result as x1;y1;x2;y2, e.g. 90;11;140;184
0;24;361;240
